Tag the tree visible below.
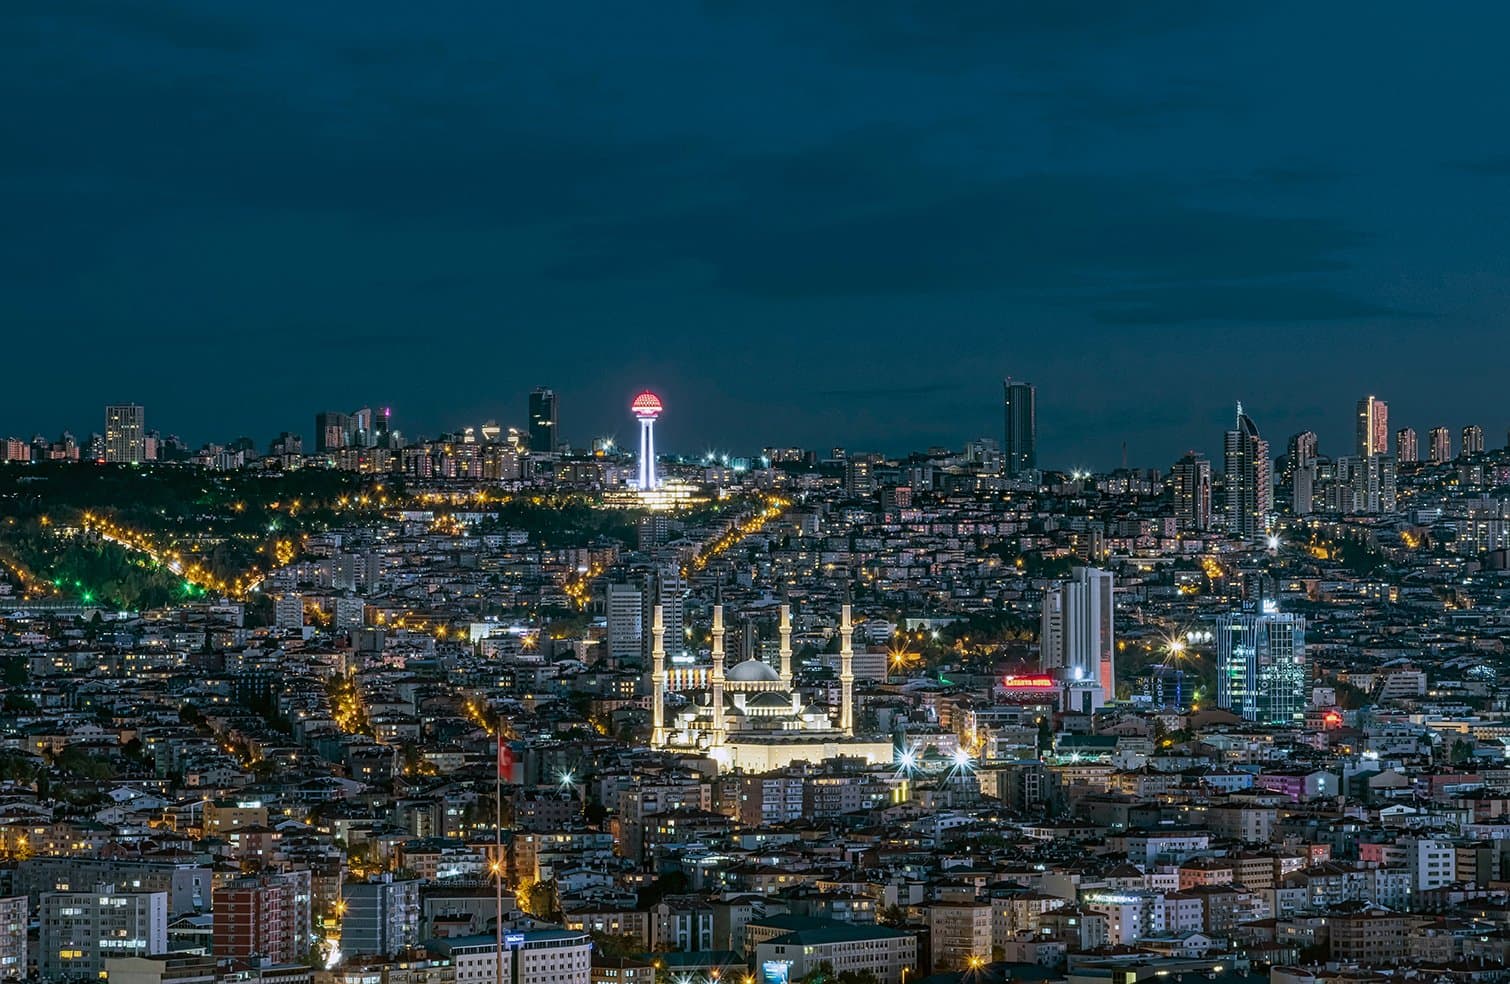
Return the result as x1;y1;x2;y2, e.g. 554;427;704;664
1450;738;1476;765
1037;716;1054;754
521;877;561;921
796;962;835;984
591;932;645;959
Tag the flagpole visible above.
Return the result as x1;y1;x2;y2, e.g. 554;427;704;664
496;730;505;984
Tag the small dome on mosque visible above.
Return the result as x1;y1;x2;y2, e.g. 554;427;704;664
748;692;793;709
726;660;782;683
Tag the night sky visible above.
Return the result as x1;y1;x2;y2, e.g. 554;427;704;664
8;3;1510;468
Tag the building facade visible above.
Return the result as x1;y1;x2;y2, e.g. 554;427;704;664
1355;395;1388;458
528;388;558;455
340;878;421;958
39;886;168;980
1170;453;1212;532
1040;566;1116;709
1002;378;1037;478
1224;404;1271;539
105;404;147;464
1216;608;1306;726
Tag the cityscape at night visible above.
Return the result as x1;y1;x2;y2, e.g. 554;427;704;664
8;3;1510;984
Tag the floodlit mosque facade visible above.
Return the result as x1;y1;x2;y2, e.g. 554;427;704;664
648;597;894;772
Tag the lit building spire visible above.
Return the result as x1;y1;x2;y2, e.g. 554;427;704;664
839;589;854;737
651;599;667;747
778;600;793;688
710;592;726;748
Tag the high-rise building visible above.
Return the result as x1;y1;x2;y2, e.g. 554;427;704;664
605;582;644;666
1217;605;1306;726
1002;378;1037;477
1429;426;1452;464
0;896;24;982
1283;431;1318;484
845;455;876;497
1333;455;1397;514
213;871;312;967
1224;403;1272;539
104;404;146;464
1169;452;1212;532
641;569;686;662
339;878;420;958
39;886;167;980
1355;395;1389;458
1292;461;1315;516
1396;427;1418;465
1283;431;1318;517
1040;566;1115;709
529;387;559;455
350;407;375;447
1462;424;1485;456
315;411;349;452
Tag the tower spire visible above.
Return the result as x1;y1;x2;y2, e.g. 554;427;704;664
650;603;667;747
711;597;726;752
839;590;854;737
778;598;793;689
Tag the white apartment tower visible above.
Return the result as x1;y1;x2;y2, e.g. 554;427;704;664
1041;566;1116;710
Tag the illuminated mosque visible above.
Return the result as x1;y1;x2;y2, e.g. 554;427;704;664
647;596;894;772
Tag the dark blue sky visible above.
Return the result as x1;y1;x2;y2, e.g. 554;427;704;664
7;2;1510;468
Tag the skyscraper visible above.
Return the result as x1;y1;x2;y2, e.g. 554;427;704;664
1429;426;1452;464
1170;452;1212;532
1040;566;1115;709
104;404;146;464
1462;424;1485;456
528;387;559;454
350;406;375;446
315;411;349;452
1217;605;1307;725
1396;427;1418;465
1002;378;1037;477
1283;431;1318;483
1355;395;1389;458
1224;403;1272;539
605;581;643;666
641;567;685;662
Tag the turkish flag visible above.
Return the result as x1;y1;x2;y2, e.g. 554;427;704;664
498;735;514;781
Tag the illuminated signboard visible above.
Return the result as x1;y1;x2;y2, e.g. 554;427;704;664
762;961;791;984
504;934;525;949
1001;675;1057;689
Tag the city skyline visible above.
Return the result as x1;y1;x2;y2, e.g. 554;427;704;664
6;385;1506;473
8;6;1510;980
8;5;1510;462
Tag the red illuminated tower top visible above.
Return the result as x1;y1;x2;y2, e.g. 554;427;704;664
631;390;663;419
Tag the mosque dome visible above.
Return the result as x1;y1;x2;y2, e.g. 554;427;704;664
726;660;782;683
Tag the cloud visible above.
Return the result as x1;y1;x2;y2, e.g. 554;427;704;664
726;1;1221;72
12;0;261;53
551;133;1368;299
815;383;956;399
1451;156;1510;176
1091;284;1406;325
